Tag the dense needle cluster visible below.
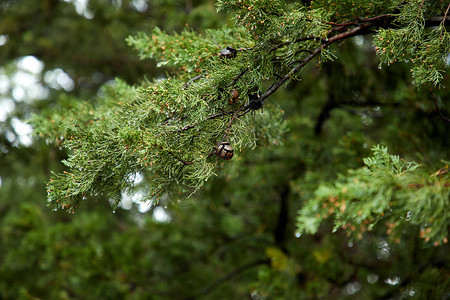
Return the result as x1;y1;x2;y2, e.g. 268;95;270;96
33;0;449;245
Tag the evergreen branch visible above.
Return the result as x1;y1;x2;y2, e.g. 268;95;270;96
153;143;193;165
257;21;378;106
204;110;235;120
223;103;246;141
269;36;328;53
432;166;449;177
183;74;204;88
158;107;241;139
297;146;449;245
40;3;450;212
442;4;450;27
323;14;393;28
236;47;253;52
227;67;249;88
236;2;283;17
418;0;426;12
258;10;449;108
138;9;449;154
165;67;251;136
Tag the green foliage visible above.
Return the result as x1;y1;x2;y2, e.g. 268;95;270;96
217;0;333;76
373;1;450;87
32;0;450;212
363;144;421;174
2;0;449;299
25;1;448;232
310;0;399;20
296;146;449;245
35;66;288;210
126;26;251;72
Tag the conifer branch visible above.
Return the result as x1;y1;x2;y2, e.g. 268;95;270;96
161;107;240;139
256;10;449;107
269;36;328;53
227;67;249;88
442;4;450;27
38;2;450;212
183;74;203;88
204;110;235;120
257;21;377;106
153;143;193;165
151;9;448;151
236;47;253;52
323;14;393;28
223;104;246;140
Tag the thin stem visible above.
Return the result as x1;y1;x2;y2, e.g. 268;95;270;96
236;47;254;52
183;74;204;88
430;91;450;123
159;13;443;148
441;3;450;27
227;67;249;88
153;144;193;165
256;21;378;106
205;109;235;120
223;104;246;141
269;36;328;53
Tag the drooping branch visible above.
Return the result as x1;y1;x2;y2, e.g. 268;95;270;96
251;20;378;109
269;35;328;53
183;74;204;88
227;67;249;88
223;103;246;140
160;13;443;144
251;12;446;110
152;12;448;161
441;4;450;26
